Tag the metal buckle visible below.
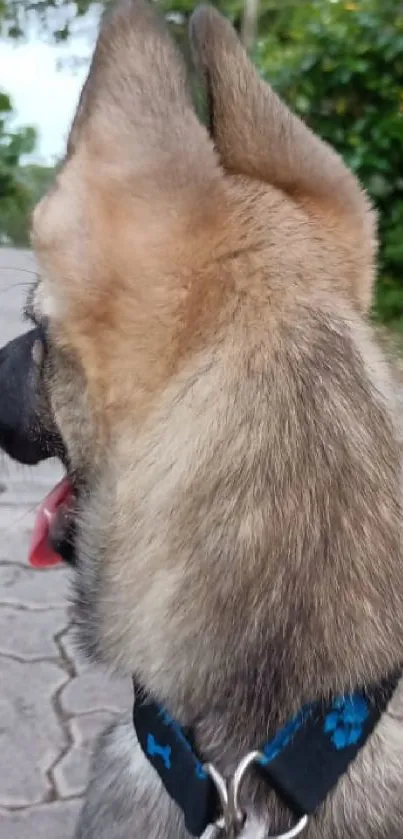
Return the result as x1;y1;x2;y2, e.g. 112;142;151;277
202;751;309;839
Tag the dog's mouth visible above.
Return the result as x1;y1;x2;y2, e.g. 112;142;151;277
29;476;77;567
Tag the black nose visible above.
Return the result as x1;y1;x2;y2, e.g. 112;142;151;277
0;328;55;465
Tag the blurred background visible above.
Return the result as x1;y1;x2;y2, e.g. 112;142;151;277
0;0;402;329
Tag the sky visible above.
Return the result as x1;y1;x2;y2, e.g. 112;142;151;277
0;8;100;164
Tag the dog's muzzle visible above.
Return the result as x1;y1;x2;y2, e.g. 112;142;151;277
0;328;76;566
0;327;62;465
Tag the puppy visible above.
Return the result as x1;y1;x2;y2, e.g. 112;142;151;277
0;2;403;837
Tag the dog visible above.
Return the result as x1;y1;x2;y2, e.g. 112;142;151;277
1;1;403;836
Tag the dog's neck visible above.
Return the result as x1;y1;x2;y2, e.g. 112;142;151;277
76;329;403;787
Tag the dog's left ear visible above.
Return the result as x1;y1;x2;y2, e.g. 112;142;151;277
189;4;366;217
32;0;221;319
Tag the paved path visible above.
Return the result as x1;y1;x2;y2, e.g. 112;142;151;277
0;249;132;839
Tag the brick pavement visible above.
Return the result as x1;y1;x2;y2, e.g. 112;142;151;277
0;249;132;839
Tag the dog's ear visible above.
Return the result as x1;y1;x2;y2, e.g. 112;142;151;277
190;6;370;220
189;5;376;312
66;0;216;188
32;0;220;322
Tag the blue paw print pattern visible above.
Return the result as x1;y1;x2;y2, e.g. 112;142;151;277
260;706;311;765
324;695;369;750
146;733;172;770
158;708;208;780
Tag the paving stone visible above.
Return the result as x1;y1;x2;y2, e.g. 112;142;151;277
0;460;63;506
0;507;36;566
0;606;67;661
0;564;69;611
60;670;132;717
0;657;67;807
60;627;91;674
54;712;115;798
0;800;81;839
0;250;131;828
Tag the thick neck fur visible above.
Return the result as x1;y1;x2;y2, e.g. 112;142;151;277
74;287;403;775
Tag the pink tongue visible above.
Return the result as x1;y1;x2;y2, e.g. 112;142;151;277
29;477;73;568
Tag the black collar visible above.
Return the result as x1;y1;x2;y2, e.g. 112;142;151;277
133;671;400;837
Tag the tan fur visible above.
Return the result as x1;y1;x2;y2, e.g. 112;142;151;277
29;2;403;837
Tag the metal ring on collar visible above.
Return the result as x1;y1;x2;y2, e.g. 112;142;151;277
233;751;308;839
203;762;238;835
203;752;308;839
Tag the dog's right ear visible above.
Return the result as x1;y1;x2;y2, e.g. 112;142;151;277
190;6;370;219
189;5;376;312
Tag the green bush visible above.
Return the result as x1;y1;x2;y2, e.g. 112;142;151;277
0;90;54;246
0;163;55;246
256;0;403;325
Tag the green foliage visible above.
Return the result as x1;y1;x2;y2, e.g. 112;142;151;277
0;162;54;246
0;90;53;246
0;90;36;196
256;0;403;324
0;0;96;39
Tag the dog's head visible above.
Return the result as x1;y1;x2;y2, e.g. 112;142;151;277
1;0;401;722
